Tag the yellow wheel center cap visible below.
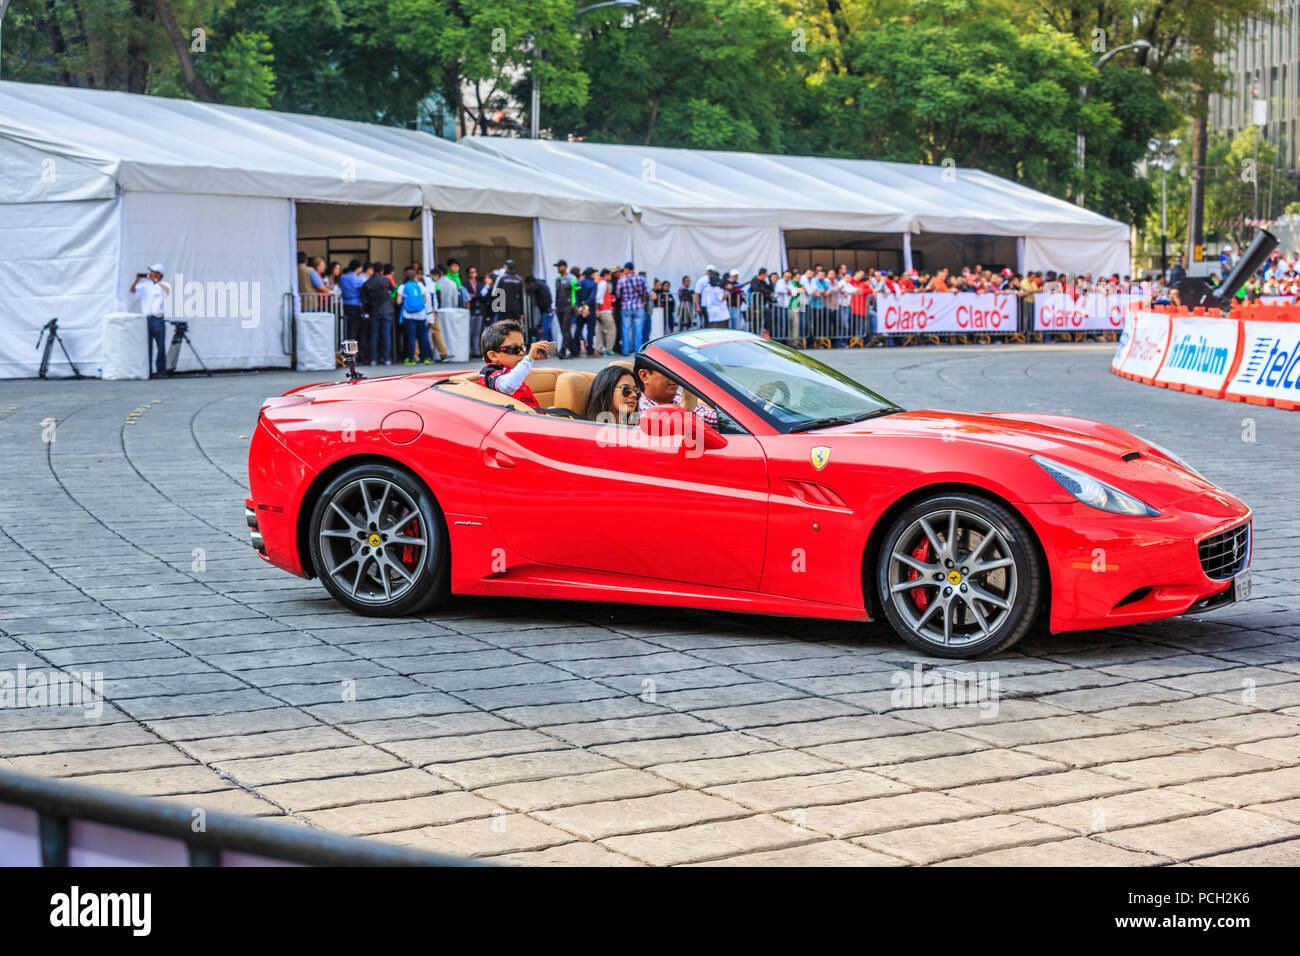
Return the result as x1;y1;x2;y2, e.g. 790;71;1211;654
947;570;963;585
368;533;382;548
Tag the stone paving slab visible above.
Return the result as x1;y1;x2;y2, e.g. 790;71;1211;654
3;345;1299;865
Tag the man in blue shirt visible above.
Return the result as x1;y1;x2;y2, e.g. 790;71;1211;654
338;259;366;353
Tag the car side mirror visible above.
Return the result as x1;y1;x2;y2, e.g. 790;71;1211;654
639;404;728;454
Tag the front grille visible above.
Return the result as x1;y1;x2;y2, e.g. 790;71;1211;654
1198;523;1250;580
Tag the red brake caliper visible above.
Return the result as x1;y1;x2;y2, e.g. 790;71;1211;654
909;540;932;611
401;518;420;569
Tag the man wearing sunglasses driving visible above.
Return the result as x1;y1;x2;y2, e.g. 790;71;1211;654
478;319;550;409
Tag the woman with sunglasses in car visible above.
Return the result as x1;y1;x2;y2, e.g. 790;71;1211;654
586;364;639;425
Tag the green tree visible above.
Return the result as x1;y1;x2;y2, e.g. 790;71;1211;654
1206;127;1281;249
545;0;803;150
797;1;1143;207
389;0;589;137
210;29;275;107
1037;0;1280;260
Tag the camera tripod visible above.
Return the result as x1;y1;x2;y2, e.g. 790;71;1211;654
35;318;85;379
165;320;212;376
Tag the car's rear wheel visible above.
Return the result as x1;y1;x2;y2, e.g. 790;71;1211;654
876;493;1043;658
308;463;447;617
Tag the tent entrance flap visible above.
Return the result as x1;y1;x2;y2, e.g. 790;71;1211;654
784;230;906;275
295;202;425;279
301;205;537;279
785;230;1018;276
431;211;535;280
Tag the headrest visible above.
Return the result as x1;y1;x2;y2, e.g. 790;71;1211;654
553;372;593;417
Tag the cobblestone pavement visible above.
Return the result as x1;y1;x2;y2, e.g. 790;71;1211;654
2;344;1299;866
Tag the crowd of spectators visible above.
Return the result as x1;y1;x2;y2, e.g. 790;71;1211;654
296;244;1300;363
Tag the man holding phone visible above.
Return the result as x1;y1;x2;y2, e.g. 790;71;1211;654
129;263;170;378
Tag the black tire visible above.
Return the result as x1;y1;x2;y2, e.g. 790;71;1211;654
308;463;448;617
875;493;1044;658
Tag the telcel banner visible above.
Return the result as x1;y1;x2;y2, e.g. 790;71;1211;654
873;293;1018;334
1153;315;1243;397
1034;293;1140;332
1224;320;1300;408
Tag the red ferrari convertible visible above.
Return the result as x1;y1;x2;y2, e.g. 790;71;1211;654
245;330;1251;659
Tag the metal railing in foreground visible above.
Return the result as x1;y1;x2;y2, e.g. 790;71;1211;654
0;767;478;867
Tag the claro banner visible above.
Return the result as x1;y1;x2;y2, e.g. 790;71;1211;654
873;293;1018;334
1033;293;1141;332
1153;315;1244;398
1224;320;1300;409
1113;311;1172;383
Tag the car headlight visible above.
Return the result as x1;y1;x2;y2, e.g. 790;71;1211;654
1032;455;1160;516
1142;439;1203;478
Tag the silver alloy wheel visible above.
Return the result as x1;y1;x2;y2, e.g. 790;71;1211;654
885;508;1018;648
317;478;429;605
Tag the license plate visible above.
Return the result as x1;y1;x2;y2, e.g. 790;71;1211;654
1233;569;1252;602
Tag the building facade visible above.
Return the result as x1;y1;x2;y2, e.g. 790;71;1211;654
1210;4;1299;175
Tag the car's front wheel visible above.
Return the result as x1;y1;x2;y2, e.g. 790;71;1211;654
876;493;1043;658
308;463;447;617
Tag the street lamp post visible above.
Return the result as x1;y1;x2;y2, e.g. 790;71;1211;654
1076;40;1152;207
530;0;640;139
1147;136;1182;277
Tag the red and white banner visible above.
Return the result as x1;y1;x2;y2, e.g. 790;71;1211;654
1153;315;1243;397
1258;295;1297;306
1224;320;1300;409
1114;311;1172;383
873;293;1018;334
1033;293;1140;332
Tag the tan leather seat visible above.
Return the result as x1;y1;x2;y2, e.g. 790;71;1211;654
523;366;565;409
552;372;595;416
435;377;536;412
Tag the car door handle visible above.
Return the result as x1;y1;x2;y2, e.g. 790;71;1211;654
484;447;516;468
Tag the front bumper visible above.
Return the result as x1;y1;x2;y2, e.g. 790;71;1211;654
1023;491;1252;633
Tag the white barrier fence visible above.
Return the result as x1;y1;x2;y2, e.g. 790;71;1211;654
1032;293;1141;332
872;293;1019;334
1112;310;1300;409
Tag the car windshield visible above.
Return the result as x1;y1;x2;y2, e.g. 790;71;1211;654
656;330;902;432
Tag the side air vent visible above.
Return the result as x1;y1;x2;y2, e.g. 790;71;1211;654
1114;587;1152;609
783;479;849;510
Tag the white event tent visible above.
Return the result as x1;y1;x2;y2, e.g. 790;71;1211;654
466;137;1132;293
0;80;625;378
0;80;1130;378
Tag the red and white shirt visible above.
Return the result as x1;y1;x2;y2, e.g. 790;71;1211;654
637;391;719;428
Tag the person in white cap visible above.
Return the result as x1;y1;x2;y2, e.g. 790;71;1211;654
129;263;171;378
695;264;718;313
1220;244;1234;278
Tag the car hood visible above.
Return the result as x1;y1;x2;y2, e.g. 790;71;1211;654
820;409;1225;508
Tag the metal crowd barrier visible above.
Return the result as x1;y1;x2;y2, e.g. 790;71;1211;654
0;767;476;866
273;288;1126;363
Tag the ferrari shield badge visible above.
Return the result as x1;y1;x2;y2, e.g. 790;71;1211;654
810;446;832;471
